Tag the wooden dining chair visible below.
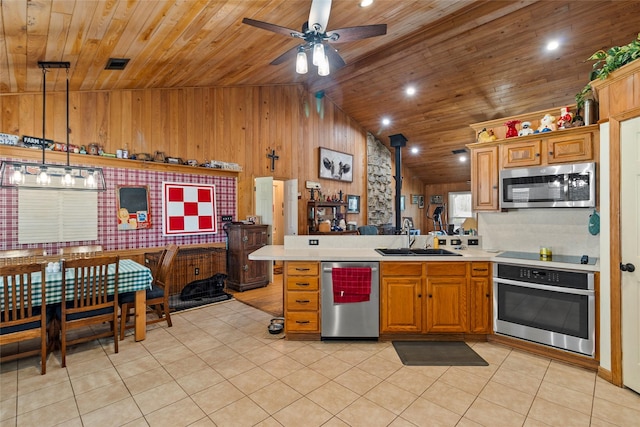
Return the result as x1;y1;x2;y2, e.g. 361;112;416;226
0;249;44;266
59;245;103;260
60;255;119;367
119;244;178;340
0;263;48;374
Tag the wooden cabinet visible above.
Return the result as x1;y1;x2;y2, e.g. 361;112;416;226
380;262;424;333
470;145;500;211
284;261;320;335
425;263;468;333
501;127;595;168
307;201;348;234
469;262;492;334
502;140;542;167
225;224;269;292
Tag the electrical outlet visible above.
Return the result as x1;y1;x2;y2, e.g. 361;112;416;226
467;239;479;246
221;215;233;222
195;267;199;275
309;239;319;246
451;239;462;246
438;239;447;246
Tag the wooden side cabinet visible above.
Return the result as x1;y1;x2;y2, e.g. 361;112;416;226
470;145;500;211
469;262;492;334
380;262;424;333
284;261;320;335
225;223;269;291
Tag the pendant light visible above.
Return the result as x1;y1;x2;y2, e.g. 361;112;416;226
0;61;106;191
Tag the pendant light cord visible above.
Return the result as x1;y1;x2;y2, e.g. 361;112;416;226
41;67;47;165
66;67;70;167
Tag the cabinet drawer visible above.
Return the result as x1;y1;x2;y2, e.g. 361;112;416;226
286;312;319;332
470;262;490;276
286;276;319;291
381;262;423;276
426;262;467;276
286;262;319;276
286;291;319;311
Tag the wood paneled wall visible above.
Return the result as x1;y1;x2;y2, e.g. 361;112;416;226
0;85;368;234
423;182;472;234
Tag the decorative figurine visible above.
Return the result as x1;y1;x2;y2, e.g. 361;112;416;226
504;120;521;138
557;107;573;129
536;114;556;133
477;128;498;142
518;121;534;136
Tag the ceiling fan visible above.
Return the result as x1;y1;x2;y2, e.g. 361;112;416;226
242;0;387;76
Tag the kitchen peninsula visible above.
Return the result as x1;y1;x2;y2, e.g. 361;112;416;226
250;234;601;370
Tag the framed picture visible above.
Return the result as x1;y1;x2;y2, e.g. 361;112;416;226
116;186;151;230
319;147;353;182
346;195;360;213
411;194;420;204
400;195;406;211
419;195;425;209
162;182;218;236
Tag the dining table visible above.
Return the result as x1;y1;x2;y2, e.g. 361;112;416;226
1;258;153;343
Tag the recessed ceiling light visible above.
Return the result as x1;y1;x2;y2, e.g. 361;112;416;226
459;155;467;162
546;40;560;51
406;86;416;96
360;0;374;7
410;147;419;154
381;117;391;126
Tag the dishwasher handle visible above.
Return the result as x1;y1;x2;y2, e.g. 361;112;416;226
323;267;378;272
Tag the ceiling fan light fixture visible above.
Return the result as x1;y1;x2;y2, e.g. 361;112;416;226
312;43;325;66
318;54;330;76
296;49;308;74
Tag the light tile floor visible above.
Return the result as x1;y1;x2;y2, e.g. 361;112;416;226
2;299;639;427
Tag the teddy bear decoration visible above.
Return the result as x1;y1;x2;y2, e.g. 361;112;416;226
518;121;534;136
535;114;556;133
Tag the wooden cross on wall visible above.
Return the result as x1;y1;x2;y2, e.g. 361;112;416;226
267;149;279;171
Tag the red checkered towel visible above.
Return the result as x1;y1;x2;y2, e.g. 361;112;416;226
332;267;372;303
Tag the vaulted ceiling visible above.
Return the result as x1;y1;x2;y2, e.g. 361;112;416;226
1;0;638;185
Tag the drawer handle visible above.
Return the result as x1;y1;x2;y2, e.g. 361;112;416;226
295;299;310;303
295;320;310;324
473;268;488;272
295;282;310;286
295;267;310;271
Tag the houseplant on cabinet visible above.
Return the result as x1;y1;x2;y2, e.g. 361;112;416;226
575;32;640;124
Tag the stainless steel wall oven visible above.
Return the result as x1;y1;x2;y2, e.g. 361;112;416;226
493;263;595;357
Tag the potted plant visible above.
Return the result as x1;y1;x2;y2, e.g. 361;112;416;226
575;32;640;121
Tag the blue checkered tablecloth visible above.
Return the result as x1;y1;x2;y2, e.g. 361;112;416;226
1;259;152;308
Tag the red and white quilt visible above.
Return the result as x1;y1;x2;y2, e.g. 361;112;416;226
162;182;217;236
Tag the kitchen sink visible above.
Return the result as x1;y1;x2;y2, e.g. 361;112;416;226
375;248;461;256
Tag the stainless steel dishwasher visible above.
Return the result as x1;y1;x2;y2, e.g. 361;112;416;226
321;261;379;339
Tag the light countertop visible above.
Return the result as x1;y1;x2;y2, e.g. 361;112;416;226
249;236;599;272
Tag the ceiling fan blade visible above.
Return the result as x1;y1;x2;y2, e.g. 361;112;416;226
242;18;303;38
308;0;332;32
324;45;346;69
270;45;301;66
327;24;387;43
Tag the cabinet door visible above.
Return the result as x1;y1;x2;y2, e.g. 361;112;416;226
502;140;542;167
381;277;422;333
471;146;499;211
546;132;593;163
425;277;468;333
469;276;491;333
243;226;268;249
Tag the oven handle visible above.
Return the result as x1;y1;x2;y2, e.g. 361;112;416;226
493;277;594;296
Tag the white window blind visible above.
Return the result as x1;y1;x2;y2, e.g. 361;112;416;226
18;189;98;244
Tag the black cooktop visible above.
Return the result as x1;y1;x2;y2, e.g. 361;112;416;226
496;251;597;266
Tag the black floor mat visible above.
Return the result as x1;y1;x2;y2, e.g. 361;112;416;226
392;341;488;366
169;292;233;312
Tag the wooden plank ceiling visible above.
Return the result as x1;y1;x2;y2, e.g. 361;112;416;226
1;0;639;185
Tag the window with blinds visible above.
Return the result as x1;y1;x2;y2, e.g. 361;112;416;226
18;189;98;244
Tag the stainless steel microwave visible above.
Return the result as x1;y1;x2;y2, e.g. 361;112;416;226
500;162;596;208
